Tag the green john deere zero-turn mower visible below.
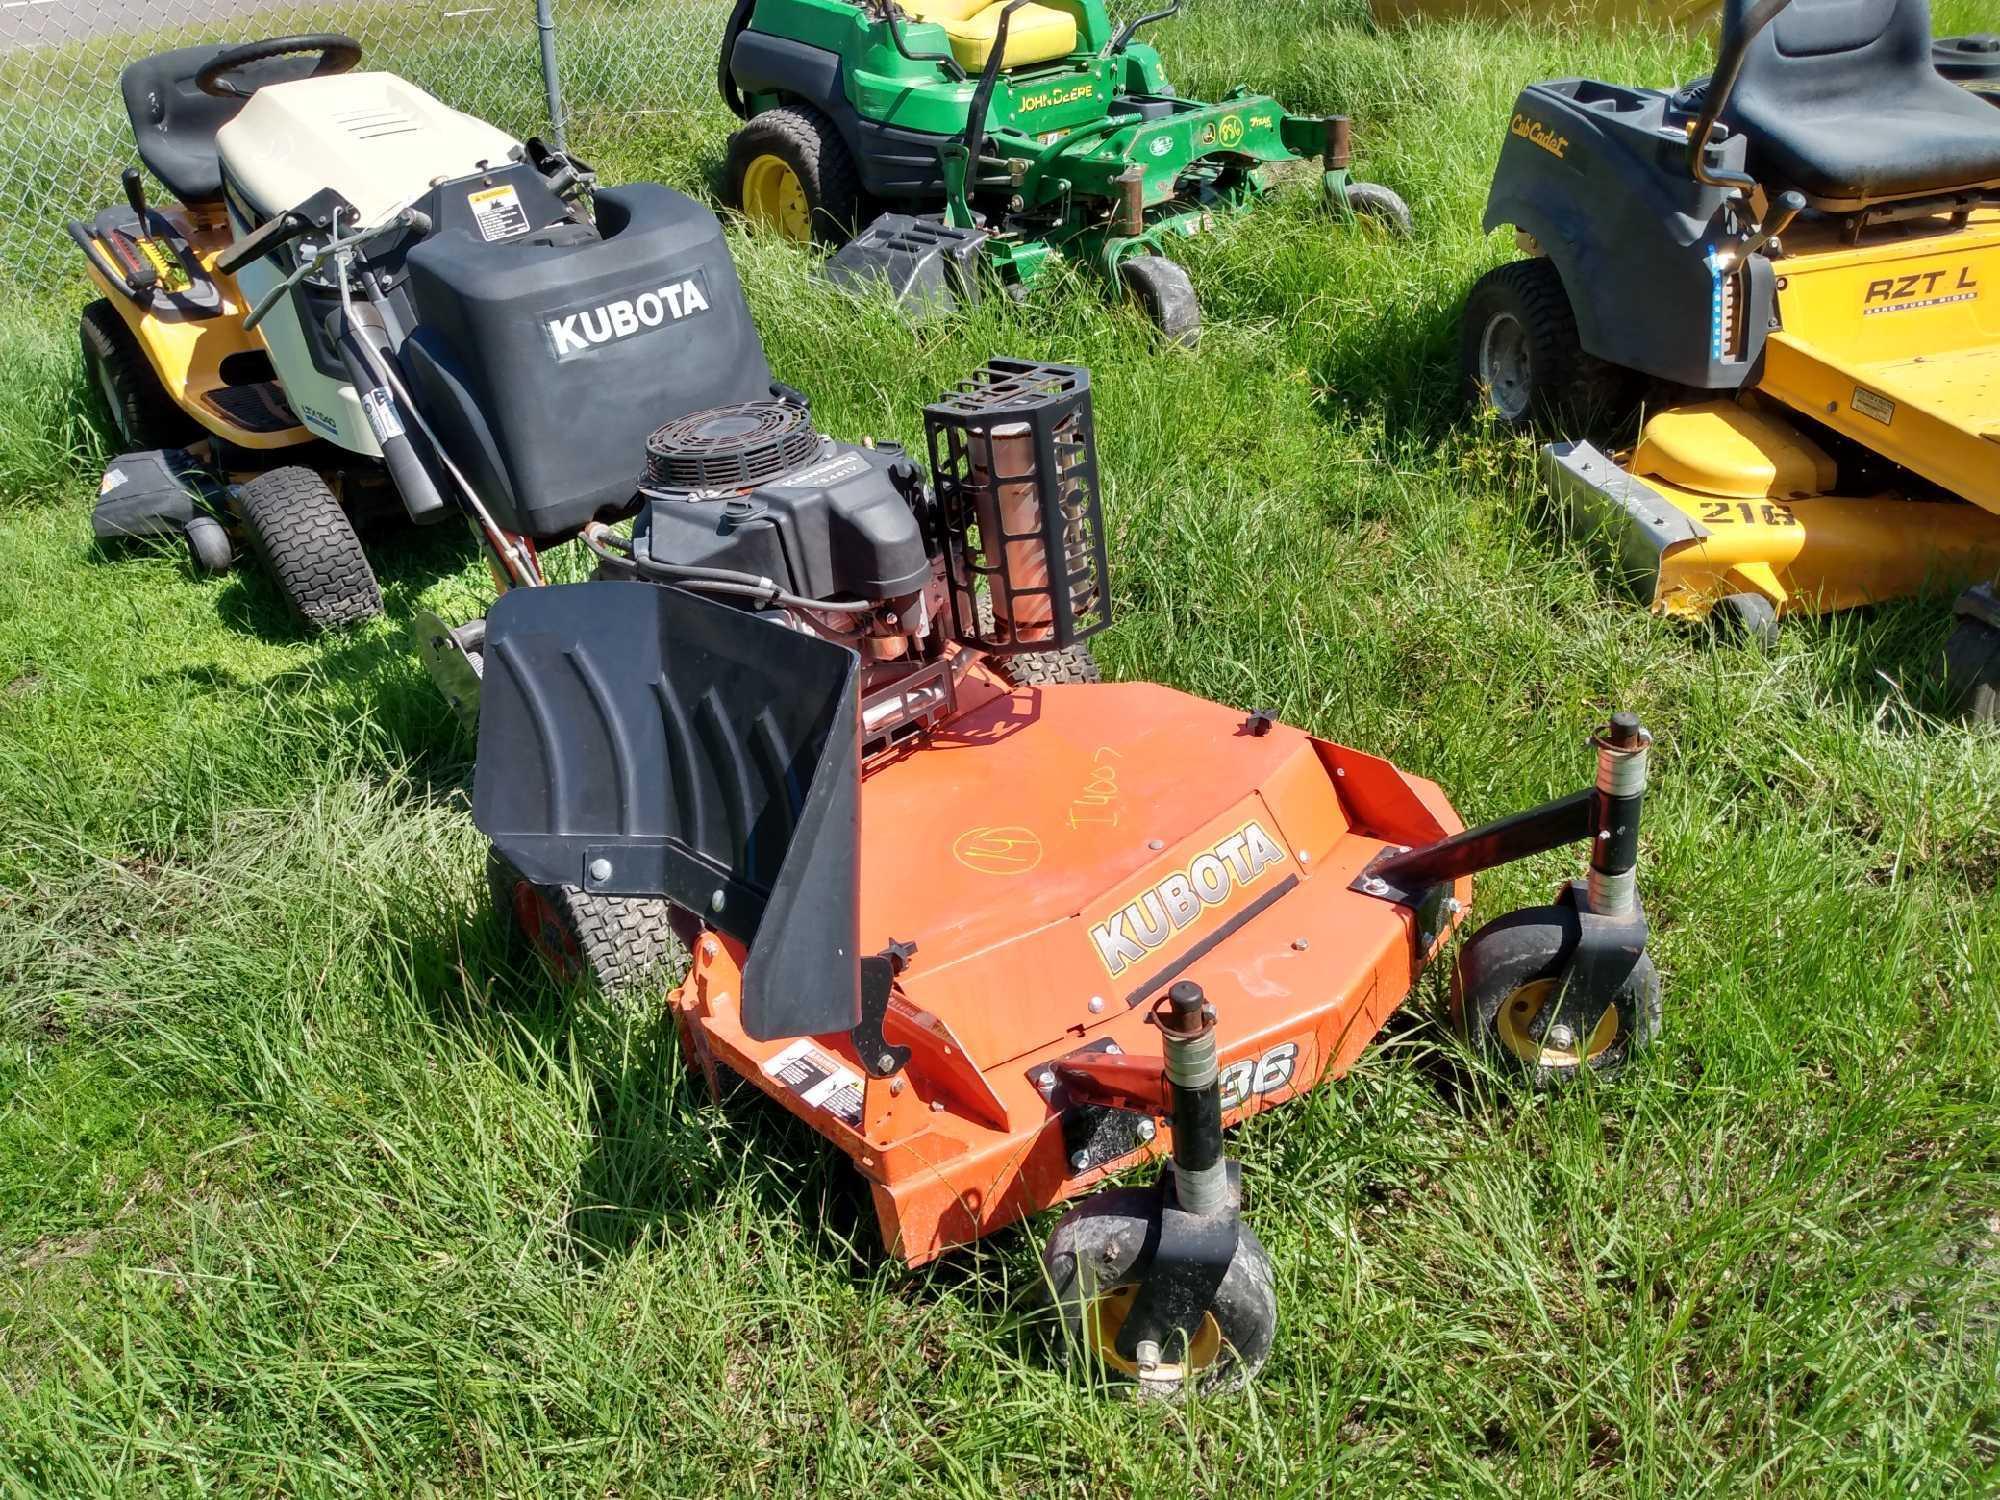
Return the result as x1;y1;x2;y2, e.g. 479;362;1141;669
717;0;1410;340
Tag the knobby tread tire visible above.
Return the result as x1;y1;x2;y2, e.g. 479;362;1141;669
235;466;382;633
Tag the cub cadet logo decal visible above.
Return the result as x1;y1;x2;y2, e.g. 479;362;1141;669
545;274;710;359
953;825;1043;876
1017;82;1093;113
1511;113;1568;159
1862;265;1978;316
1088;821;1287;977
1219;1042;1300;1112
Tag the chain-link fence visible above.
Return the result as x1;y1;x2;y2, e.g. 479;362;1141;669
0;0;729;287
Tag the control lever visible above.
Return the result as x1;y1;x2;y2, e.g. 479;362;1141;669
1741;189;1806;261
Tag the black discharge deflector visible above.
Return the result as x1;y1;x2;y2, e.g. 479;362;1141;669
925;361;1111;654
472;580;862;1040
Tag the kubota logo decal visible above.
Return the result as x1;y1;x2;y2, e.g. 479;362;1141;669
545;273;711;359
1088;821;1287;977
1510;112;1568;158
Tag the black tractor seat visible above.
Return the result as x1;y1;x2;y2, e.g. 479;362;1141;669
1718;0;2000;210
120;44;323;208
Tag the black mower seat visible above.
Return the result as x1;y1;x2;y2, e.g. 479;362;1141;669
120;44;322;207
1719;0;2000;209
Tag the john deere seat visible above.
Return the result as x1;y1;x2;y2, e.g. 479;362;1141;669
1719;0;2000;208
899;0;1078;70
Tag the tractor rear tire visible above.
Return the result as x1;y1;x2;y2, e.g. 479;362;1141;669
80;299;198;450
1044;1186;1276;1398
1944;616;2000;724
235;467;382;634
994;645;1102;687
1451;902;1661;1088
1460;258;1631;431
1120;255;1201;347
725;105;863;246
487;847;684;996
1341;181;1413;237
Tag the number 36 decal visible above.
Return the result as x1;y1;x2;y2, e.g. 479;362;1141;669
1219;1042;1300;1111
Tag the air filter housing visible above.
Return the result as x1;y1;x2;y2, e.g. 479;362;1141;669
644;399;822;491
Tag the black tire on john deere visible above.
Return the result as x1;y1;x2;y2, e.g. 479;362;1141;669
724;105;864;246
1460;258;1633;431
1043;1185;1277;1398
486;846;684;996
1450;902;1662;1088
993;645;1102;687
79;299;199;450
1119;255;1201;347
234;466;382;634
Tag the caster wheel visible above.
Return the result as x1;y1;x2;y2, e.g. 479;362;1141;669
1339;180;1413;237
1712;591;1781;651
1452;903;1661;1087
1043;1186;1276;1397
1944;615;2000;724
1119;255;1201;348
183;515;233;577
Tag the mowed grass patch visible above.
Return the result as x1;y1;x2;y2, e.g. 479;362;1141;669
3;1;1997;1491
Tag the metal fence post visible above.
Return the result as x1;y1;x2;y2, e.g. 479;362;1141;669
536;0;568;152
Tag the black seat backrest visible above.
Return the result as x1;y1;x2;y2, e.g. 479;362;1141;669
1722;0;1932;115
120;45;322;208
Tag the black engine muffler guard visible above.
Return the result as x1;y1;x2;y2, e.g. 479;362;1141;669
472;580;861;1040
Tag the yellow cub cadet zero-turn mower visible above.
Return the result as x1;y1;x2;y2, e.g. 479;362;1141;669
1462;0;2000;717
70;35;701;635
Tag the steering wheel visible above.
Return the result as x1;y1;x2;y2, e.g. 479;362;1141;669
196;34;363;99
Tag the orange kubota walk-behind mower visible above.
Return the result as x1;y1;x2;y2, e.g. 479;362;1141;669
463;361;1663;1394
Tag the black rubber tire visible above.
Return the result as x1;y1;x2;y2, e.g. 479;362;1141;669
1460;258;1630;431
724;105;864;246
1044;1186;1277;1398
487;847;684;996
1341;180;1413;237
992;644;1102;687
79;299;199;450
1944;616;2000;724
183;515;233;577
1712;591;1781;651
234;466;382;633
1450;902;1662;1088
1119;255;1201;347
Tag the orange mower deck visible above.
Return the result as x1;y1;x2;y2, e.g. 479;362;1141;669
670;671;1469;1264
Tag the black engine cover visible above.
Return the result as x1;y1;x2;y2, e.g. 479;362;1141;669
399;179;773;542
633;440;931;603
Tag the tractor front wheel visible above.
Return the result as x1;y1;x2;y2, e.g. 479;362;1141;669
1451;903;1661;1087
1119;255;1201;347
487;847;684;996
1043;1186;1276;1397
1339;181;1413;237
725;106;862;246
1944;615;2000;724
235;466;382;634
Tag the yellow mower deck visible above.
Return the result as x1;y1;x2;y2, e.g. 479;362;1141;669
1544;210;2000;622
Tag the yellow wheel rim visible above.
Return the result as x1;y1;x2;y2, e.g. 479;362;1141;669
740;154;813;242
1083;1283;1224;1382
1494;978;1620;1070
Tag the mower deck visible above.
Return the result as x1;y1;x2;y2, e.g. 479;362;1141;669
672;673;1468;1264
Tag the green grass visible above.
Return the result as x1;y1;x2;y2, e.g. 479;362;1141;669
3;2;1998;1491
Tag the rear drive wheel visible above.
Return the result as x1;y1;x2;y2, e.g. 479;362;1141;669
80;299;198;450
1944;616;2000;724
1043;1186;1276;1397
1340;181;1413;237
183;515;233;577
487;847;683;995
1451;903;1661;1087
725;105;862;245
1460;258;1630;430
993;645;1102;687
1119;255;1201;347
235;467;381;633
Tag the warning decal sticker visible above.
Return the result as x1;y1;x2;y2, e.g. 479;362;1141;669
762;1039;864;1129
1852;387;1896;425
468;184;530;241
